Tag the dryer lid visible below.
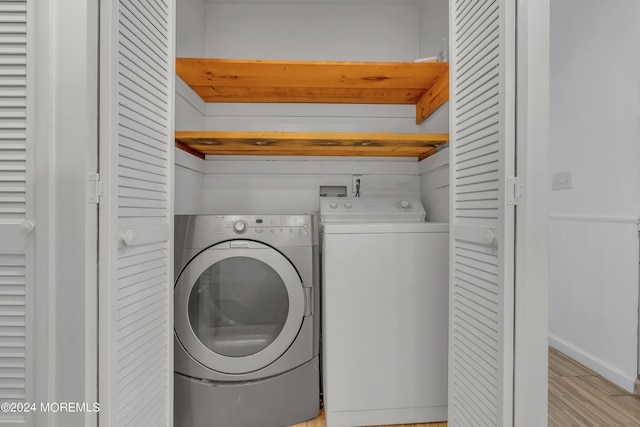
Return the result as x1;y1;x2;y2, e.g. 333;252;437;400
320;197;426;223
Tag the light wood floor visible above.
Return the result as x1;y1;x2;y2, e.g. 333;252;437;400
549;347;640;426
292;348;640;427
289;409;446;427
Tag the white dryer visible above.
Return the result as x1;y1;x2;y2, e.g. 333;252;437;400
174;214;320;427
320;197;448;427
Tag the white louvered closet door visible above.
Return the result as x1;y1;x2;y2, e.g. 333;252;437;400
0;1;32;425
448;0;516;426
99;0;175;425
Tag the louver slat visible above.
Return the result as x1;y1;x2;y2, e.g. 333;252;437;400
0;255;25;420
0;0;24;218
0;2;28;424
104;0;173;425
450;0;514;426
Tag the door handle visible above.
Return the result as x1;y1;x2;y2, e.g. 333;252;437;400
120;229;136;246
229;241;251;248
21;221;35;234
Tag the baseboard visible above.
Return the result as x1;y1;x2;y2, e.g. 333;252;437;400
549;334;636;393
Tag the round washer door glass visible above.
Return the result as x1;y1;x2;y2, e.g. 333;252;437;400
175;242;306;375
188;256;289;357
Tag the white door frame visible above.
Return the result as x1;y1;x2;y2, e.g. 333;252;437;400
513;1;550;425
32;0;100;426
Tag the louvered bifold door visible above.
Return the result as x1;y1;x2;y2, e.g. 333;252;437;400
0;1;32;425
448;0;516;426
99;0;175;425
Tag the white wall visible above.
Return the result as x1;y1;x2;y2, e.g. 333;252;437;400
550;220;638;389
177;0;205;57
419;148;449;222
204;2;420;61
549;0;640;392
201;157;419;214
175;148;206;214
417;0;449;223
175;0;207;213
176;0;206;132
416;5;449;367
175;76;205;131
419;0;449;134
202;1;427;134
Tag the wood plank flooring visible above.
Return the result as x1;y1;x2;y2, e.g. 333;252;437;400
292;348;640;427
289;409;446;427
549;347;640;426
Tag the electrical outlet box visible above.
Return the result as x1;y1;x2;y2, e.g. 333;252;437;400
319;185;347;197
352;175;362;195
552;171;573;190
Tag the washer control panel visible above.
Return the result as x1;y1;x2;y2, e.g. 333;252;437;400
175;214;318;250
320;197;426;223
233;220;248;234
213;215;316;245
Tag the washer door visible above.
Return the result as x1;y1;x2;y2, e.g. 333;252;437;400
175;240;305;374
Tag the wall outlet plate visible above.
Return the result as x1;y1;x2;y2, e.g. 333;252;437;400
552;171;573;190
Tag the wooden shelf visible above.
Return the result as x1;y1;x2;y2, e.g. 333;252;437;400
176;58;449;124
175;59;450;160
175;131;448;160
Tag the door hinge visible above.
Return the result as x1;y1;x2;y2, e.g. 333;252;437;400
507;176;524;206
88;173;104;204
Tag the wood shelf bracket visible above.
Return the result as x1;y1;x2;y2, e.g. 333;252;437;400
416;69;450;124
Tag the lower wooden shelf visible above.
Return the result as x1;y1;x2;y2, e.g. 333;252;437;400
175;131;449;160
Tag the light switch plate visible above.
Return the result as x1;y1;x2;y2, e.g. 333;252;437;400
552;171;573;190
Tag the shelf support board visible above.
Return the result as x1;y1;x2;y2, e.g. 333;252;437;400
416;69;450;124
176;140;205;159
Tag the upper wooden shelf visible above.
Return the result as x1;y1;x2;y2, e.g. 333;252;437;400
176;58;449;124
175;131;448;160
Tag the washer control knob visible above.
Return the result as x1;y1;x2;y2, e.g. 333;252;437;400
344;202;352;209
399;200;411;210
233;220;248;234
329;202;338;209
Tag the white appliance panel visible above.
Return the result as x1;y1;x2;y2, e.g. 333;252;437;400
320;197;426;223
322;229;448;426
323;222;448;234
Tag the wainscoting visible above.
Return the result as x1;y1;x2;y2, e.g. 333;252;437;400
549;215;639;392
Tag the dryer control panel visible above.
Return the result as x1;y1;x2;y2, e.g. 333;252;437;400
175;214;317;249
320;197;426;223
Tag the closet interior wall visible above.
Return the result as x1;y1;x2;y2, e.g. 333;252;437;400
174;0;449;216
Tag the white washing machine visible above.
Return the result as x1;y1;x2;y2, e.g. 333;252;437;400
320;197;448;427
174;214;320;427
